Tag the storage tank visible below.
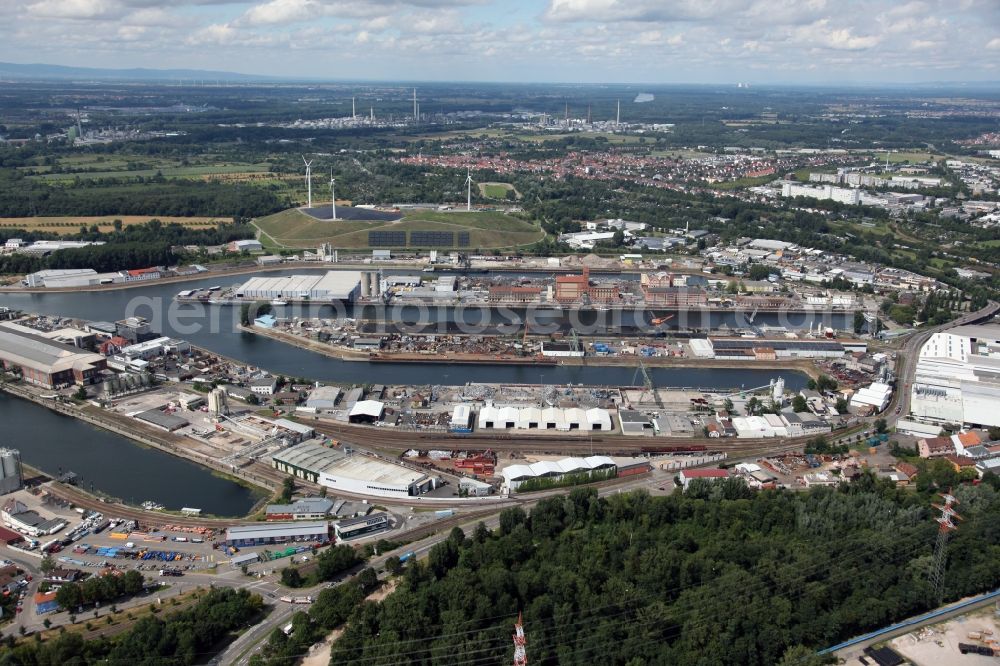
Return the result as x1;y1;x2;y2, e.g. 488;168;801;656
103;380;116;395
0;448;23;495
360;272;372;299
139;373;151;387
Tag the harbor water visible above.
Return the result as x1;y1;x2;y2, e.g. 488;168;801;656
0;393;263;517
0;270;822;507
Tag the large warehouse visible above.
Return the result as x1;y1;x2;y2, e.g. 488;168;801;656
477;405;615;431
0;324;106;388
236;271;362;302
502;456;617;491
909;325;1000;428
690;338;857;360
225;521;330;547
271;441;440;498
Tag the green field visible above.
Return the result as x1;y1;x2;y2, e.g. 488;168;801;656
253;208;545;250
479;182;518;199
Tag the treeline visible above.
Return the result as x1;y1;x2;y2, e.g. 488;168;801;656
0;171;287;218
0;587;263;665
280;543;362;588
54;570;145;610
324;481;1000;666
0;219;255;275
0;242;178;275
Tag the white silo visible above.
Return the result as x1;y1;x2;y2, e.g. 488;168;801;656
772;377;785;402
0;448;23;495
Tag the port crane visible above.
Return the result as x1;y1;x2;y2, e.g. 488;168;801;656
633;357;663;409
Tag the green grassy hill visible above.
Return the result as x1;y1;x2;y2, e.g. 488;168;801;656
253;208;545;250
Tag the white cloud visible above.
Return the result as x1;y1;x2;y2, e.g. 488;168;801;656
987;37;1000;50
26;0;121;19
241;0;319;26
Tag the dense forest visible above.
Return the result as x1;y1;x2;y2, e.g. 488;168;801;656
319;480;1000;666
0;169;288;218
0;587;263;665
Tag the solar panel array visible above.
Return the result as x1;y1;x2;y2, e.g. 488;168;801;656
368;230;407;246
368;230;474;247
410;231;455;246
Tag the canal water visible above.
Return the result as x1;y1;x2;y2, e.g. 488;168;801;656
0;268;824;389
0;393;263;516
0;269;818;509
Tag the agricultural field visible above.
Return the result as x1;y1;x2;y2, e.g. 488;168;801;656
253;208;545;249
0;215;227;234
30;162;273;182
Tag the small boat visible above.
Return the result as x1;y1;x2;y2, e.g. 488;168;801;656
271;299;288;306
141;501;165;511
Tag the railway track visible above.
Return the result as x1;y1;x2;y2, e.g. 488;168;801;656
311;421;852;458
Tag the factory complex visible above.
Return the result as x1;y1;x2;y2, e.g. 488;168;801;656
271;441;441;498
0;322;107;388
909;324;1000;429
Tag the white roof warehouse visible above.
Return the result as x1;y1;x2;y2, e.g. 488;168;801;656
271;441;440;499
236;271;362;302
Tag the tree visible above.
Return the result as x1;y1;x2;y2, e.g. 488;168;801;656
280;567;303;588
853;310;866;334
73;385;88;400
40;555;56;575
279;477;294;503
385;556;403;576
792;395;808;413
874;418;888;434
835;397;849;413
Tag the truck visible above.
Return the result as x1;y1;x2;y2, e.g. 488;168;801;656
279;596;314;604
159;569;184;577
398;551;415;564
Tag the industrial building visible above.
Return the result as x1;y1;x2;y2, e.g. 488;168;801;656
1;499;66;537
236;271;362;302
0;449;23;495
271;441;439;498
302;386;342;412
477;405;614;431
850;382;893;412
501;455;617;491
265;497;335;521
909;325;1000;428
333;512;390;541
691;338;852;360
678;468;730;490
225;521;330;547
0;324;106;388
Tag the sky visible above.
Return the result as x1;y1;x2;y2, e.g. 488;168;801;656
1;0;998;84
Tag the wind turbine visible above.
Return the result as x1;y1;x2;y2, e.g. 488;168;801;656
302;156;313;209
329;169;337;220
465;167;473;211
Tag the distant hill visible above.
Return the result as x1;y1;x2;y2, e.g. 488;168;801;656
0;61;279;82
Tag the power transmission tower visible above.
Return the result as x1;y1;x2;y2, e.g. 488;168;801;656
512;612;528;666
929;491;961;606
